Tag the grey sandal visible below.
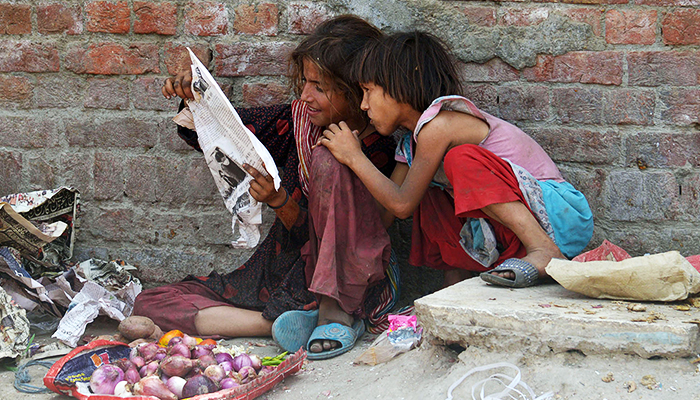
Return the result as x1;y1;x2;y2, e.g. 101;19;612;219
480;258;540;288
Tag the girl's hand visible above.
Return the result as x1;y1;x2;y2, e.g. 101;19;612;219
162;69;194;100
317;121;362;167
243;163;287;207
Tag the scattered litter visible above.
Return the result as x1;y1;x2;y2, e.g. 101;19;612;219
583;310;597;315
631;311;665;323
640;375;659;390
322;390;331;396
354;315;422;366
627;303;646;312
623;381;636;393
591;305;603;309
552;304;568;308
673;305;691;311
684;320;700;325
488;298;496;301
538;304;552;308
687;298;700;308
690;356;700;364
445;362;553;400
601;372;614;383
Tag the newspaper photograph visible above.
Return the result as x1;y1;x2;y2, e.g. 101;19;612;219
181;47;281;248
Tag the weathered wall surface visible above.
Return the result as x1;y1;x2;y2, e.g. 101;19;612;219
0;0;699;288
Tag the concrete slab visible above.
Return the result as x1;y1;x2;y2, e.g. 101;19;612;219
415;278;700;358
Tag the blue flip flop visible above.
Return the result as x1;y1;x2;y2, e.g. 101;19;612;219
306;319;365;360
271;309;319;353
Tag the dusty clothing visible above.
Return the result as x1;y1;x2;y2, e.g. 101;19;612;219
133;101;396;335
303;146;391;315
400;96;593;272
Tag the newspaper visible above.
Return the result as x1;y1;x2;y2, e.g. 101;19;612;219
175;47;281;248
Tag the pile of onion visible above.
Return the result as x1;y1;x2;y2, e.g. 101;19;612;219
89;333;270;400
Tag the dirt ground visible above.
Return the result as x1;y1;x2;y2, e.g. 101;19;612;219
1;315;699;400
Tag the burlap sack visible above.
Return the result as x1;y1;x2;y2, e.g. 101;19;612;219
546;251;700;301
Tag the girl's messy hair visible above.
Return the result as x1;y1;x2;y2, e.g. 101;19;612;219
355;31;463;112
290;15;382;121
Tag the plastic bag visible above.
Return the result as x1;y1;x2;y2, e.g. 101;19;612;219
354;315;422;366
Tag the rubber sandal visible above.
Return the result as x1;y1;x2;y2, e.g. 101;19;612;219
479;258;540;288
306;319;365;360
271;309;318;353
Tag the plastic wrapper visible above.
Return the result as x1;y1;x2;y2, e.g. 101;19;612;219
354;315;422;366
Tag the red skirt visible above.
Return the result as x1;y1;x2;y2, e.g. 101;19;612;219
409;144;531;272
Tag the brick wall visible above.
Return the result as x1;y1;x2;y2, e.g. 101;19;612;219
0;0;698;286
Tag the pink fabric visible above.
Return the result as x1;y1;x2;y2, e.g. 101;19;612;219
302;146;390;315
411;95;564;182
133;280;232;337
574;240;700;273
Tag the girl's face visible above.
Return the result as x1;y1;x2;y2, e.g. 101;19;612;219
360;83;406;135
300;58;354;129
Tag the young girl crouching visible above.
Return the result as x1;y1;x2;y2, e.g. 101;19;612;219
319;31;594;288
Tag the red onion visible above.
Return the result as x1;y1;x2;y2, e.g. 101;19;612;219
90;364;124;395
181;334;198;348
125;366;141;384
114;358;133;372
168;343;190;358
249;354;262;372
166;336;183;348
219;361;233;373
130;355;145;369
160;355;194;378
196;354;217;369
204;364;226;382
140;361;160;377
231;353;252;372
191;345;214;359
138;342;160;361
238;366;257;384
214;352;234;364
166;376;186;398
133;375;177;400
182;374;219;398
220;377;239;390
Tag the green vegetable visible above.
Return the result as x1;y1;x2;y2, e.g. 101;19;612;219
261;351;288;366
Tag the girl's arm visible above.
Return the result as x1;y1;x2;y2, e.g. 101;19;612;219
321;122;448;219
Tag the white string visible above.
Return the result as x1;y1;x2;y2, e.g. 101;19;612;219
445;362;554;400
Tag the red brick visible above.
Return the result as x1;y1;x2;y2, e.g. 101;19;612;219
628;51;700;87
288;2;331;35
86;1;130;34
184;1;228;36
234;3;278;36
215;42;295;76
66;43;159;75
563;8;604;36
0;151;22;196
659;88;700;126
461;6;496;26
560;0;626;4
34;76;86;108
605;10;657;45
94;152;125;200
163;42;211;75
672;173;700;221
0;3;31;34
87;207;139;242
242;82;290;107
637;0;700;5
0;116;60;147
84;78;130;109
499;8;549;26
603;89;655;125
134;1;177;35
552;87;604;124
66;117;158;148
0;41;60;72
662;9;700;45
523;52;622;85
0;75;30;102
462;84;498;115
460;58;519;82
529;128;621;165
626;132;700;168
497;86;550;122
26;156;56;192
28;153;93;199
38;3;83;35
460;6;496;27
133;76;178;111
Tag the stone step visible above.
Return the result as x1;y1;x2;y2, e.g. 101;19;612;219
414;278;700;358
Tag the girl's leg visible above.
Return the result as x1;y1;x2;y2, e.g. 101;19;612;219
308;295;354;352
194;306;272;337
481;201;564;279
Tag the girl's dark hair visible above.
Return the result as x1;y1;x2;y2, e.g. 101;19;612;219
355;31;463;112
290;15;382;122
